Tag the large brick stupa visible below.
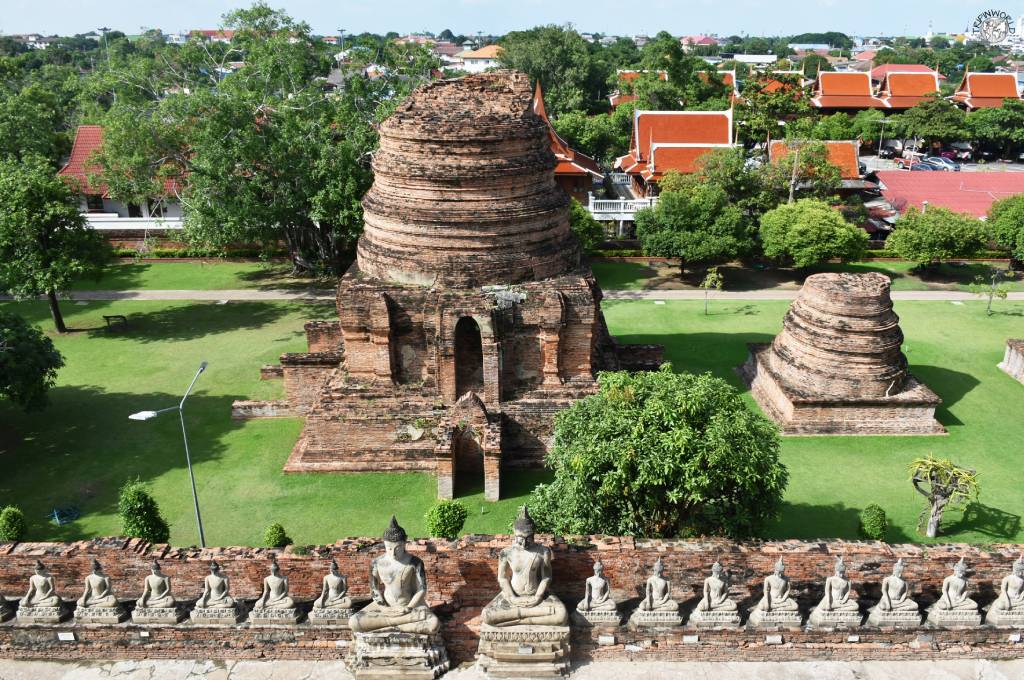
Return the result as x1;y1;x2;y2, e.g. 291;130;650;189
238;71;661;499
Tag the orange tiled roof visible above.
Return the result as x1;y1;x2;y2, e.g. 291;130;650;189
461;44;503;59
532;84;602;179
811;72;888;109
878;71;941;109
869;63;945;82
951;72;1020;109
617;70;668;83
613;109;733;180
768;139;861;180
58;125;180;198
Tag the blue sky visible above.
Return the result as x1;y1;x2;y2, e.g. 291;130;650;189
0;0;1008;38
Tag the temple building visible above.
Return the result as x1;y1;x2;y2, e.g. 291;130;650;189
533;84;602;204
237;71;661;500
876;71;941;110
951;72;1022;110
810;72;888;112
613;108;734;197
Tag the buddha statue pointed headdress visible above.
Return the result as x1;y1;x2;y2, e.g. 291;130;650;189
383;515;408;543
513;505;535;534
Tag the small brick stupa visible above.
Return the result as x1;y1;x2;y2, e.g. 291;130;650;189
738;272;943;435
239;72;660;499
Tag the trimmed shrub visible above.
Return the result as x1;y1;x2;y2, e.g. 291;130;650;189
425;500;469;539
118;479;171;543
0;505;28;542
264;522;292;548
859;504;888;540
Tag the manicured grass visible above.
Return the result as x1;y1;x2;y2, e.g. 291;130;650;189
3;296;1023;546
603;297;1024;544
0;300;544;547
67;261;317;292
592;258;1023;293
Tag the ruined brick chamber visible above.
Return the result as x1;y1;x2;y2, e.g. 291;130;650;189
2;537;1024;665
738;272;944;435
1000;339;1024;385
234;71;661;499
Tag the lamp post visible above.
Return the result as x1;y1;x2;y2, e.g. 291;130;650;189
129;361;208;547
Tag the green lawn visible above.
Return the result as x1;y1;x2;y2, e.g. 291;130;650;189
67;261;317;292
2;296;1023;546
592;258;1023;293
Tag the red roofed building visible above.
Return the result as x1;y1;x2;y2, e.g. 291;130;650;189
876;171;1024;218
58;125;183;238
951;72;1021;110
532;84;602;203
191;29;235;43
608;70;668;109
613;109;734;196
768;140;861;180
877;71;941;110
869;64;944;85
810;72;888;111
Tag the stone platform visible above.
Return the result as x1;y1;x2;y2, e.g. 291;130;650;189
131;606;184;625
807;608;863;630
628;609;683;629
16;605;67;625
745;609;803;630
308;607;355;627
686;608;741;629
999;339;1024;385
74;605;128;624
248;607;302;626
190;605;246;625
865;607;921;628
476;624;570;678
349;631;448;679
926;607;982;628
572;609;621;628
985;606;1024;627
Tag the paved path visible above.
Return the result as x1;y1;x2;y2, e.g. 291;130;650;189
2;659;1023;680
3;289;1023;303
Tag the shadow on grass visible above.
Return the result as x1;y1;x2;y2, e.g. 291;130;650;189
236;264;336;293
910;364;980;427
613;330;775;388
944;502;1021;540
0;384;247;544
83;301;293;343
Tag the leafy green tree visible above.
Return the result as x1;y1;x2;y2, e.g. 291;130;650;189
968;270;1010;316
529;366;786;538
498;25;608;115
988;194;1024;266
425;500;469;539
910;455;979;538
0;154;108;333
759;199;867;268
930;36;951;49
0;505;27;542
761;139;843;203
552;110;625;166
851;109;886;146
0;311;64;411
118;479;171;544
628;33;730;111
568;198;604;254
966;55;995;73
635;182;752;275
811;112;856;141
967;100;1024;156
888;98;968;147
885;206;990;268
800;54;833;77
700;267;723;315
734;71;812;146
0;83;73;164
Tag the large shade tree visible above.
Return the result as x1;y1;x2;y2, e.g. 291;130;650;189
0;154;107;332
885;206;990;268
0;311;64;411
760;199;867;268
529;366;787;538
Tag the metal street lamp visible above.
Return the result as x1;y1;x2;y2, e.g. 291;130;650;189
129;361;208;547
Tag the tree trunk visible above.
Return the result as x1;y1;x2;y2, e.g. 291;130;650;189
926;502;944;538
47;289;67;334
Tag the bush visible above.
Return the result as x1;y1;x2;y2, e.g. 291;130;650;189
858;504;888;540
886;206;990;266
569;198;605;254
530;365;787;538
759;199;867;268
425;500;469;539
0;311;64;411
0;505;28;542
264;522;292;548
118;479;171;543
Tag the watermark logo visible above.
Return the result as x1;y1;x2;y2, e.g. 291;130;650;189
972;9;1016;44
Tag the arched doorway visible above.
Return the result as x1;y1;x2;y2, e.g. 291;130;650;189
454;316;484;398
453;426;484;496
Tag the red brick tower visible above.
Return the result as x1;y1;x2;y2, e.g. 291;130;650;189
244;71;660;499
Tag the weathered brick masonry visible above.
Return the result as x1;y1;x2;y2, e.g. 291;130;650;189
234;71;662;498
2;537;1023;664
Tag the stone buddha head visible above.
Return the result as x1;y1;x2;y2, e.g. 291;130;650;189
269;557;281;577
150;560;163;576
330;558;340;576
773;557;786;577
33;560;47;576
834;556;847;577
90;559;103;575
711;561;724;577
383;515;409;560
593;560;604;577
209;561;222;576
1015;555;1024;577
653;557;665;577
892;558;905;578
512;506;535;548
954;557;967;578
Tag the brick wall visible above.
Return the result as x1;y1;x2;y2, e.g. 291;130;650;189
2;536;1024;664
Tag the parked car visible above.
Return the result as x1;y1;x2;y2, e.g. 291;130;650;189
948;142;973;161
858;161;867;176
976;147;999;162
910;162;938;171
878;147;897;159
924;157;961;171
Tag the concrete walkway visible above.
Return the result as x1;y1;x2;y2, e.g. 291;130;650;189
4;289;1023;303
2;659;1023;680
